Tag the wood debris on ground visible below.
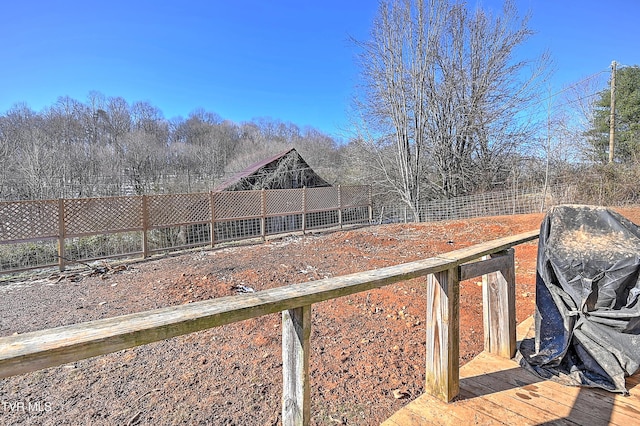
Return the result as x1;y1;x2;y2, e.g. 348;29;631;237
48;261;129;282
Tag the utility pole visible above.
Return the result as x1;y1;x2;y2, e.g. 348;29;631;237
609;60;617;163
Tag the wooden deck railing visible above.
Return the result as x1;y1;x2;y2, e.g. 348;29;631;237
0;229;540;425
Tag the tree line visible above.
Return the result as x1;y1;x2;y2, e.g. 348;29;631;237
0;93;344;200
2;0;639;210
347;0;640;214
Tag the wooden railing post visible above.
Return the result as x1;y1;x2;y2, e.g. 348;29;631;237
282;305;311;426
482;248;516;358
57;198;66;272
425;267;460;402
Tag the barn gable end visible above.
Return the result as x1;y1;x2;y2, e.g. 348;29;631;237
215;148;331;191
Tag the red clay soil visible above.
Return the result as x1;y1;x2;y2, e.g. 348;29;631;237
2;208;640;425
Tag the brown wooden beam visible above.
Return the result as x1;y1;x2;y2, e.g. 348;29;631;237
282;305;311;426
425;267;460;402
482;249;516;358
459;255;512;281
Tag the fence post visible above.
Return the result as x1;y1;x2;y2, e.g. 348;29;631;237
425;267;460;402
142;195;149;259
482;248;516;358
368;185;373;224
282;305;311;426
337;185;343;229
261;189;266;241
57;198;66;272
301;187;307;234
210;191;216;248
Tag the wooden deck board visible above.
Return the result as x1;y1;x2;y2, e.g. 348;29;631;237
383;352;640;426
470;352;640;425
383;317;640;426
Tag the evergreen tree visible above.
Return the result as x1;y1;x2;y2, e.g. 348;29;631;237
587;65;640;163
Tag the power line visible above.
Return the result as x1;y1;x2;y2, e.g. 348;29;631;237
507;70;610;123
525;64;639;116
529;69;609;110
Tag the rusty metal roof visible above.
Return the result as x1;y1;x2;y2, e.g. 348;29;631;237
214;148;296;191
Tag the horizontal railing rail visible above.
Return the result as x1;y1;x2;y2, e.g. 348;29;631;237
0;229;540;425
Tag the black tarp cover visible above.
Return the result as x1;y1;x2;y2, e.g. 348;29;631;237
519;204;640;394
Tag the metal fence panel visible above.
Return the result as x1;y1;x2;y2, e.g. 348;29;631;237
1;186;372;274
341;185;370;207
266;214;303;235
0;240;58;272
0;200;59;242
376;186;562;225
148;225;210;253
65;232;143;262
342;206;370;225
265;189;303;216
65;196;143;237
306;187;339;212
214;218;262;243
148;193;211;228
213;191;262;219
306;210;339;230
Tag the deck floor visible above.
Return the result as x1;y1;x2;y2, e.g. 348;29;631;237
383;319;640;425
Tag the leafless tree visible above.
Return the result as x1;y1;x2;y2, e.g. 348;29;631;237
563;73;609;162
352;0;550;219
0;94;343;200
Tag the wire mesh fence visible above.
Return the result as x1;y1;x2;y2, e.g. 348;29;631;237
213;218;263;243
306;210;339;230
3;183;612;276
0;186;371;274
0;240;58;272
65;232;144;263
372;185;567;224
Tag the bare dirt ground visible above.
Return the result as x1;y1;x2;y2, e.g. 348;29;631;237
2;208;639;425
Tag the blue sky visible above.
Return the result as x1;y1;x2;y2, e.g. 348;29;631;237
1;1;639;139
